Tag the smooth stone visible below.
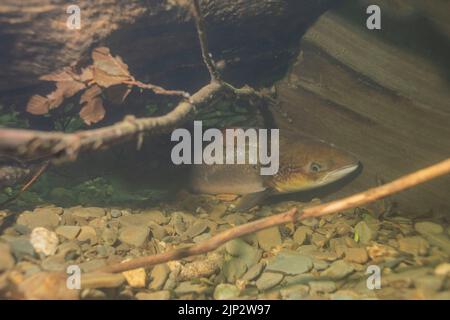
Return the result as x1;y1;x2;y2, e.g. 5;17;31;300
256;227;282;251
119;226;149;247
311;233;327;248
413;275;444;292
135;290;171;300
174;281;210;295
110;209;122;218
55;226;81;240
434;263;450;276
266;251;313;275
344;248;369;264
420;233;450;255
255;272;284;291
213;284;240;300
30;227;59;256
223;258;247;283
0;243;15;271
321;260;354;280
77;226;98;245
293;226;312;245
41;255;67;271
148;222;167;240
225;239;260;268
101;228;118;246
79;259;106;272
309;281;337;294
398;236;429;256
14;224;30;235
301;218;319;228
148;264;170;290
284;273;317;285
313;260;329;271
414;222;443;235
70;207;106;219
119;211;167;228
95;245;115;258
242;262;265;281
33;207;64;216
16;211;60;230
122;267;147;288
183;220;208;238
81;273;125;289
354;221;373;244
9;238;36;260
280;284;309;299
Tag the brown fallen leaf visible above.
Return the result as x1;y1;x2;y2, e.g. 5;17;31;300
26;95;50;115
79;96;106;125
80;85;102;104
39;67;76;82
92;47;133;88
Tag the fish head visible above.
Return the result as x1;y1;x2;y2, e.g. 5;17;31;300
271;137;360;193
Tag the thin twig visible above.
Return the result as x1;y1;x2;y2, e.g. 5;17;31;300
96;157;450;274
191;0;220;81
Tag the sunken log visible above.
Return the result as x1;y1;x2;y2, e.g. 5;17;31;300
274;1;450;216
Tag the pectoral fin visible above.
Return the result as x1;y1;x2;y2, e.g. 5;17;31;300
235;189;272;212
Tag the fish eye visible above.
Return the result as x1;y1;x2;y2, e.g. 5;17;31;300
310;162;321;173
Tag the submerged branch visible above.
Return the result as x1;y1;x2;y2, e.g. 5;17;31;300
96;157;450;274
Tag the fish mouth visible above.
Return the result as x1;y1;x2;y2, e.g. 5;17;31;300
320;163;360;185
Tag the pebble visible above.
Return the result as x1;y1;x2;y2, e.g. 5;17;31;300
110;209;122;218
398;236;429;256
223;258;247;283
242;262;265;281
119;226;149;247
55;226;81;240
179;253;223;281
256;227;282;251
9;238;36;260
293;226;312;245
101;228;118;246
414;221;443;235
313;260;329;271
41;255;67;271
183;220;208;239
135;291;171;300
413;275;444;292
354;221;374;244
321;260;354;280
309;281;337;294
70;207;106;219
0;243;15;271
77;226;98;245
214;284;240;300
279;284;309;300
33;206;64;216
434;263;450;276
119;212;167;228
16;211;60;230
266;251;313;275
81;273;126;289
255;272;284;291
79;259;106;272
301;218;319;228
30;227;59;256
174;281;210;295
225;239;260;268
344;248;368;264
311;233;327;248
149;264;170;290
122;267;147;288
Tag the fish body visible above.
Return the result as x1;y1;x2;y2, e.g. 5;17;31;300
189;130;360;209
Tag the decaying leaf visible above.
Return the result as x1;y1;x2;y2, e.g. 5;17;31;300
92;47;133;88
79;96;106;125
80;85;102;104
26;95;50;115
